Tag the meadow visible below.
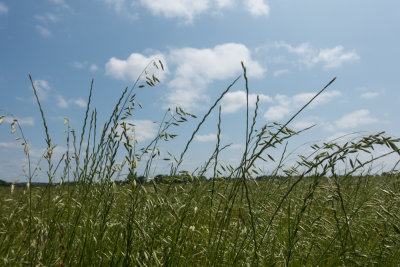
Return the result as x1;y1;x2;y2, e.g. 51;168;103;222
1;61;400;266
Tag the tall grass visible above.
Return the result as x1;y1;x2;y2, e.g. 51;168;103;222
1;61;400;266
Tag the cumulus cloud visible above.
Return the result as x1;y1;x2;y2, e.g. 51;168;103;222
334;109;378;130
33;80;51;101
244;0;269;17
102;0;269;23
105;53;167;82
118;119;158;142
360;91;381;99
275;41;359;69
264;90;341;121
273;69;289;77
195;133;217;142
36;25;51;37
4;117;35;126
222;90;272;113
105;43;264;111
140;0;209;23
0;2;8;15
166;43;265;110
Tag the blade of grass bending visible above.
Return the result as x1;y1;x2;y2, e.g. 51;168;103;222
241;62;259;264
78;79;93;156
174;75;241;173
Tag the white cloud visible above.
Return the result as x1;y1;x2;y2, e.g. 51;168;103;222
33;80;51;101
0;142;19;148
273;69;289;77
34;13;58;23
55;95;87;109
90;64;99;71
73;61;99;71
118;119;158;142
56;95;68;108
275;41;359;69
48;0;71;10
325;132;354;142
318;46;360;68
103;0;139;19
195;133;217;142
360;91;380;99
4;117;35;126
244;0;270;17
140;0;209;23
105;53;167;82
0;2;8;15
334;109;378;130
264;90;341;121
216;0;235;8
36;25;51;37
230;143;244;150
102;0;268;23
166;43;265;110
73;61;87;69
105;43;264;111
222;90;272;113
72;98;87;108
292;120;316;130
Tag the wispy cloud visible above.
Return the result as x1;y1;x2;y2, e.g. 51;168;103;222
56;95;69;108
195;133;217;142
4;117;35;126
102;0;269;23
0;2;8;15
264;90;342;121
244;0;269;17
36;25;51;37
275;41;359;69
140;0;209;23
72;98;87;108
222;90;272;114
0;142;20;149
33;80;52;101
72;61;99;72
56;95;87;108
273;69;289;77
334;109;378;130
34;13;58;23
48;0;71;11
89;64;99;71
360;91;381;99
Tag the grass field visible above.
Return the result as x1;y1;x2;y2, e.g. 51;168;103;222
1;176;400;266
1;61;400;266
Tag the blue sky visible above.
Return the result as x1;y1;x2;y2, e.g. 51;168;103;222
1;0;400;182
